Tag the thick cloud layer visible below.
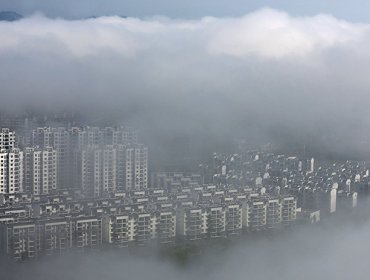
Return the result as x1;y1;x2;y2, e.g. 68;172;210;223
1;8;370;162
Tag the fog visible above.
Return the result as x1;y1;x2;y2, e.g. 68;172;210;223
2;8;370;163
2;212;370;280
2;7;370;279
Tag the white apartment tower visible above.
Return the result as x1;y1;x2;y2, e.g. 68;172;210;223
0;148;23;194
23;147;57;195
0;128;16;150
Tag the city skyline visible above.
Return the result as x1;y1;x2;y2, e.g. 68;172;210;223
1;122;364;262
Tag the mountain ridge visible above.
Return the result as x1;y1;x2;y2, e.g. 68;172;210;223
0;11;23;21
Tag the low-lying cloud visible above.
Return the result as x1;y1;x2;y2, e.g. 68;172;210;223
1;8;370;162
1;8;369;58
209;10;367;58
3;216;370;280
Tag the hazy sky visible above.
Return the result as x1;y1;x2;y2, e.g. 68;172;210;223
0;0;369;21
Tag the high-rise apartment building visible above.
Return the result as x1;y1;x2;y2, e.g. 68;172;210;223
23;147;57;195
81;146;117;197
52;128;70;189
0;128;16;150
102;146;117;194
125;145;148;190
80;144;148;197
32;127;71;189
77;126;138;147
81;146;101;197
114;127;138;145
30;126;146;192
32;127;54;147
0;148;23;194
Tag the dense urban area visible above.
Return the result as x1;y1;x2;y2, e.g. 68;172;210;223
0;115;367;262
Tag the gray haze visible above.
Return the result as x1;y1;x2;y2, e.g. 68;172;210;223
1;8;370;164
2;216;370;280
1;6;370;280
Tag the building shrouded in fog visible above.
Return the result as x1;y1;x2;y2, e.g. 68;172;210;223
124;144;148;190
81;145;117;197
29;126;146;193
80;144;148;197
32;127;70;189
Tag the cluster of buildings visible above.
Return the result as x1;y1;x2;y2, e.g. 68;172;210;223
210;152;367;218
0;127;148;196
0;125;368;262
0;182;297;261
